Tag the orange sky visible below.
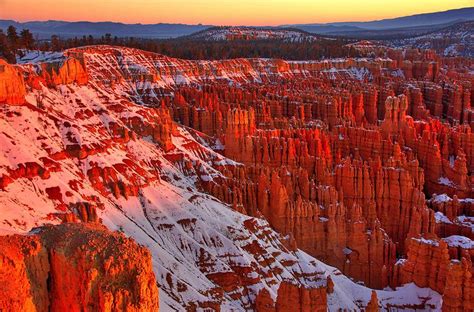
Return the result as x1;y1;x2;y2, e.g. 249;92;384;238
0;0;472;25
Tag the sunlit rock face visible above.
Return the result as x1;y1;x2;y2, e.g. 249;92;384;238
0;44;472;310
0;59;26;105
0;223;159;312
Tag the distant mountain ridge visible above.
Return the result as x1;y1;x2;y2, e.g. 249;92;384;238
0;20;211;39
1;7;473;40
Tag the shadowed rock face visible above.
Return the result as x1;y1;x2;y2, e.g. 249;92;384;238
0;223;159;312
254;282;328;312
393;237;474;311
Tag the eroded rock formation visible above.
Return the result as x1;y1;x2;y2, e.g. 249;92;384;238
0;59;26;104
393;237;474;311
0;223;159;312
0;44;472;310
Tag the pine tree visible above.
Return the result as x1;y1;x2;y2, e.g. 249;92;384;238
0;29;16;63
51;35;61;51
104;33;112;44
19;29;35;50
6;26;19;49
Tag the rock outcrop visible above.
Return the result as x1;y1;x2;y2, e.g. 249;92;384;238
275;282;327;312
40;57;89;86
254;282;328;312
393;237;474;311
0;59;26;105
0;223;159;312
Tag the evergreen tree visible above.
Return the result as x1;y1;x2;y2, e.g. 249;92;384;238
51;35;61;51
19;29;35;50
6;26;19;49
104;33;112;44
0;29;16;63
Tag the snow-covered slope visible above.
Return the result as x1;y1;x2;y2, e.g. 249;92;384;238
389;21;474;57
0;46;442;310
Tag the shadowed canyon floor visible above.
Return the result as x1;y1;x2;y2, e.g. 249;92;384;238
0;44;473;310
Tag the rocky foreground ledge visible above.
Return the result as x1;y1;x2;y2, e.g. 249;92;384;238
0;223;159;311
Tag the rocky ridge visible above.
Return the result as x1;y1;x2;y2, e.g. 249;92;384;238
186;26;319;42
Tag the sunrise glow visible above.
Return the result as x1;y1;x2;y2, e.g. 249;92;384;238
0;0;472;25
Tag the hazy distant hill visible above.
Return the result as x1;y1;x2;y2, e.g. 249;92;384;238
319;21;466;40
0;20;211;39
288;25;365;35
286;7;474;34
